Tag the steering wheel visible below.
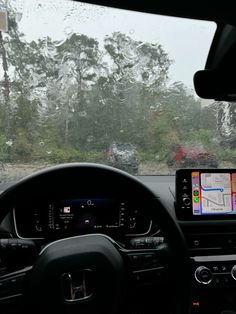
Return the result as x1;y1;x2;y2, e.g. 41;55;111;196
0;163;191;314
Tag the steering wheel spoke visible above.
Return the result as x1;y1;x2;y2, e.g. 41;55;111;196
0;266;32;311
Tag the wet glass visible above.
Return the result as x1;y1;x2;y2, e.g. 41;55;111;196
0;0;233;183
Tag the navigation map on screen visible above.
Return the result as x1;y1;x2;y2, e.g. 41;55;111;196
192;172;236;215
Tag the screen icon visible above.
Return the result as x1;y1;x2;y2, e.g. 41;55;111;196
194;197;199;203
63;207;71;213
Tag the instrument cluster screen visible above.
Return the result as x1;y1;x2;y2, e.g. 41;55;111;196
47;199;124;231
14;198;151;238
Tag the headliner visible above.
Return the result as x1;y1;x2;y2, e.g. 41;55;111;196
77;0;236;26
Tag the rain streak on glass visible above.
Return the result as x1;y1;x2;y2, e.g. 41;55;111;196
0;0;221;183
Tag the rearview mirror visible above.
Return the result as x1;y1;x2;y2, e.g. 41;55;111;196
194;69;236;101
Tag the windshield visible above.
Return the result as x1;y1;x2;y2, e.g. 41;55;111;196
1;0;232;182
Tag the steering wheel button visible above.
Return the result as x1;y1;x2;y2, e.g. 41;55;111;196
152;260;160;267
9;241;18;250
145;238;152;244
129;253;158;270
0;239;8;250
0;267;7;276
129;254;139;269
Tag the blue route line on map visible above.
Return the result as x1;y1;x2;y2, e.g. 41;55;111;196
201;186;224;192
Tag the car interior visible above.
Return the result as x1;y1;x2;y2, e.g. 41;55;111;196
1;1;236;314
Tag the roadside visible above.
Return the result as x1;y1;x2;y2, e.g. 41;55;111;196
0;161;235;183
0;162;52;183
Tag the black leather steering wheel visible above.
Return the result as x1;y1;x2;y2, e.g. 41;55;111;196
0;163;191;314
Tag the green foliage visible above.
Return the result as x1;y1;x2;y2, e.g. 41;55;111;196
187;129;214;146
139;151;164;163
11;133;33;162
0;135;9;162
215;148;236;164
32;147;105;164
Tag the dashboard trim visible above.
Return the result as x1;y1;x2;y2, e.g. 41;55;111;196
125;220;153;237
13;208;45;240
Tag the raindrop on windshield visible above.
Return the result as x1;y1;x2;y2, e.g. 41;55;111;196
64;26;73;36
78;111;87;117
15;12;23;22
6;140;13;147
87;135;94;143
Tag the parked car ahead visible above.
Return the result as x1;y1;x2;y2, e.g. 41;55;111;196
167;144;218;168
107;143;139;174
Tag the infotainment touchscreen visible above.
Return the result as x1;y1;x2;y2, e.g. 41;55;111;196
191;172;236;215
175;169;236;220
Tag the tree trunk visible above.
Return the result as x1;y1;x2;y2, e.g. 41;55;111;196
0;30;11;135
64;102;69;146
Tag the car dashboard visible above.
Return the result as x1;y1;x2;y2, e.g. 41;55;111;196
1;169;236;314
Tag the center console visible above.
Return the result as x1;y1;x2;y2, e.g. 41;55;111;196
175;169;236;314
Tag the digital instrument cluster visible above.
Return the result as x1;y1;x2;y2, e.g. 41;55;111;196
14;198;151;238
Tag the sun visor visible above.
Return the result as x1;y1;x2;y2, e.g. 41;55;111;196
194;69;236;101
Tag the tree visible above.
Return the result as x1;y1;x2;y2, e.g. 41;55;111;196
100;32;172;149
42;34;102;147
0;3;51;160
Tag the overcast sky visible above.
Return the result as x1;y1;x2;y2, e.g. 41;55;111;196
11;0;216;89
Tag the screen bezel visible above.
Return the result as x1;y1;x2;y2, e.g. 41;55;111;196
175;169;236;221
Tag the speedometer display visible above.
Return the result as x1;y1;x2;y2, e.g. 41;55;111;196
47;199;124;231
14;198;151;239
